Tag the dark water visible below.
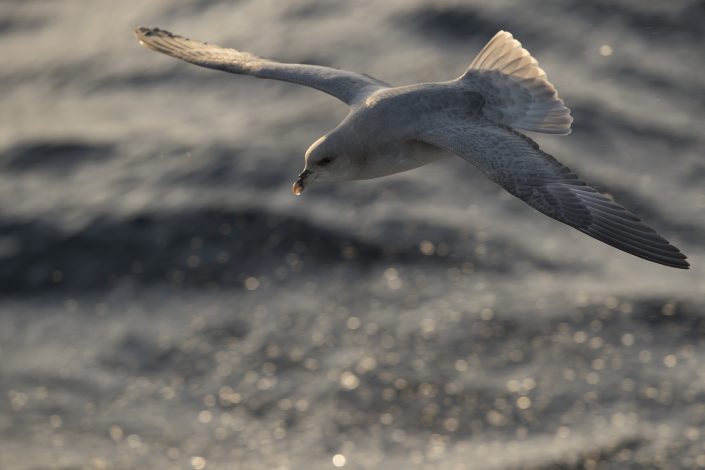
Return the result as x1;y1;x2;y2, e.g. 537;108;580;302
1;1;704;468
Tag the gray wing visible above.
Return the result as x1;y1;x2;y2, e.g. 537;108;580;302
417;121;689;269
134;27;390;105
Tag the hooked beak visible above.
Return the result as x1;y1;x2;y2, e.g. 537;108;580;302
292;169;312;196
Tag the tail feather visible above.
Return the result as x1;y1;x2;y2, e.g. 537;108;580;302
461;31;573;135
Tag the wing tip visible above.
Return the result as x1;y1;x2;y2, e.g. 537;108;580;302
657;258;690;269
668;254;690;269
134;26;156;47
582;227;691;269
134;26;181;47
134;26;170;39
651;249;690;269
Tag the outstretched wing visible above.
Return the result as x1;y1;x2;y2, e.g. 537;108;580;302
134;27;390;105
417;121;689;269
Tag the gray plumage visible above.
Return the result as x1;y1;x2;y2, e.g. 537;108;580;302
134;27;689;269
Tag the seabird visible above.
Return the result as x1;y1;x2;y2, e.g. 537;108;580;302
134;27;689;269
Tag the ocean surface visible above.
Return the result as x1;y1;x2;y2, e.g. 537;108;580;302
1;1;704;468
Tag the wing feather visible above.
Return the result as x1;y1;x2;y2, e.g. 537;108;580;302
134;27;389;105
418;122;689;269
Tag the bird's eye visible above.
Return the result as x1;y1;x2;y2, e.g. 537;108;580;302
318;156;334;166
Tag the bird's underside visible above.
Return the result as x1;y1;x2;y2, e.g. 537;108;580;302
134;27;689;269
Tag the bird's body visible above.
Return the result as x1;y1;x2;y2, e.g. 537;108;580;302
134;27;689;269
316;82;481;180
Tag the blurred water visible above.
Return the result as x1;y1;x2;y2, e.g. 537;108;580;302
1;1;704;469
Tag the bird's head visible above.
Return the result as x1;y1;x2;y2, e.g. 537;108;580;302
292;135;353;195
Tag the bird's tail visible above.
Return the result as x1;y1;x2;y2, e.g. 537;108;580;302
460;31;573;135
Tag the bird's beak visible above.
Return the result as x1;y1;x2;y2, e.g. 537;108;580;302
292;169;312;196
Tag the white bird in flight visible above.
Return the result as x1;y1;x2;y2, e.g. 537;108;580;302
134;27;689;269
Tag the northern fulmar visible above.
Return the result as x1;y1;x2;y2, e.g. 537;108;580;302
134;27;689;269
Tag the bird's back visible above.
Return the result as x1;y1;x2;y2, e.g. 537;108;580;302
349;82;486;140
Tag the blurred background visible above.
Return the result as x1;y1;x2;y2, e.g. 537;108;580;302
1;0;704;468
